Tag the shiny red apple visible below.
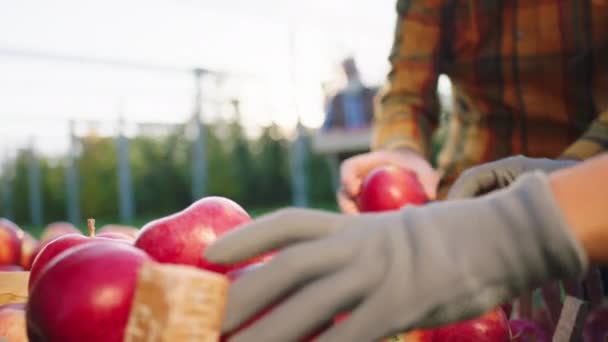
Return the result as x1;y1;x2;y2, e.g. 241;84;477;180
96;232;134;241
135;196;257;273
28;234;90;291
0;218;21;266
27;242;152;342
29;219;130;291
18;231;39;270
358;166;429;212
583;306;608;342
433;308;509;342
39;222;81;243
0;304;27;342
508;319;550;342
98;224;139;239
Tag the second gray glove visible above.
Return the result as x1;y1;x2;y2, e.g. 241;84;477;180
447;155;577;199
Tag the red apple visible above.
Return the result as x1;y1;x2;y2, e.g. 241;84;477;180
18;231;39;270
358;166;429;212
98;224;139;239
0;264;24;271
583;306;608;342
0;218;21;266
40;222;81;243
508;319;550;342
29;219;130;291
433;308;509;342
96;232;134;241
27;242;152;342
28;234;90;291
135;196;258;273
0;304;27;342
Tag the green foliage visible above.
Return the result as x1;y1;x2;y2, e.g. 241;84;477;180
1;119;337;231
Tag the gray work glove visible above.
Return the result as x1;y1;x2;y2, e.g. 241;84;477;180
206;172;587;342
447;155;577;199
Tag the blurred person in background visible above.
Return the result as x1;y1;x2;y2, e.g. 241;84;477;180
321;57;377;135
335;0;608;326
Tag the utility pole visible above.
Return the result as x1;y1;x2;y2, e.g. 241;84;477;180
116;115;135;223
291;119;309;207
66;120;81;225
27;139;43;226
191;69;207;201
287;25;309;207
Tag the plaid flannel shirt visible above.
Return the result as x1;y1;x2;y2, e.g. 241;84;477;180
373;0;608;195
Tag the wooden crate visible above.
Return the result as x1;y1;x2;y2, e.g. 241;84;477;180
0;272;29;306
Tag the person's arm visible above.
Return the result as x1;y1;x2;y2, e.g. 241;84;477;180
550;153;608;264
561;111;608;161
372;0;445;158
207;159;607;341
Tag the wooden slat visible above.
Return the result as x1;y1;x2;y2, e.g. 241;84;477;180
0;272;29;305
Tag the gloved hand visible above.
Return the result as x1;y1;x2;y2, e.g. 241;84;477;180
206;172;587;342
447;155;577;199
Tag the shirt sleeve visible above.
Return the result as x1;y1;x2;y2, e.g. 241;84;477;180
561;110;608;160
372;0;445;158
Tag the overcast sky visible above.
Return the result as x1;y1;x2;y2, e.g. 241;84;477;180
0;0;398;156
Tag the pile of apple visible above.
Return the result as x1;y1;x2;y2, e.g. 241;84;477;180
0;196;266;342
1;165;606;341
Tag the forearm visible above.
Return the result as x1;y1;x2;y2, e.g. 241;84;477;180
550;153;608;264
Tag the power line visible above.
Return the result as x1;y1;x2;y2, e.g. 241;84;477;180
0;47;262;81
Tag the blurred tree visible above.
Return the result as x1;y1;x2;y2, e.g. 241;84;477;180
206;120;240;201
252;124;292;207
130;130;191;219
78;135;119;220
11;150;30;224
4;118;338;228
41;159;68;223
225;118;257;206
306;133;335;206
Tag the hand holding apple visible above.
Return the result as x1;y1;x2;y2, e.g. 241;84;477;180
337;150;438;214
358;165;429;212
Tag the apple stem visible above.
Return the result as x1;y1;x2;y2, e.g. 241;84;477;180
88;218;96;237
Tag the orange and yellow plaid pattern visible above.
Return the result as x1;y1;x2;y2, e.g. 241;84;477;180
373;0;608;194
